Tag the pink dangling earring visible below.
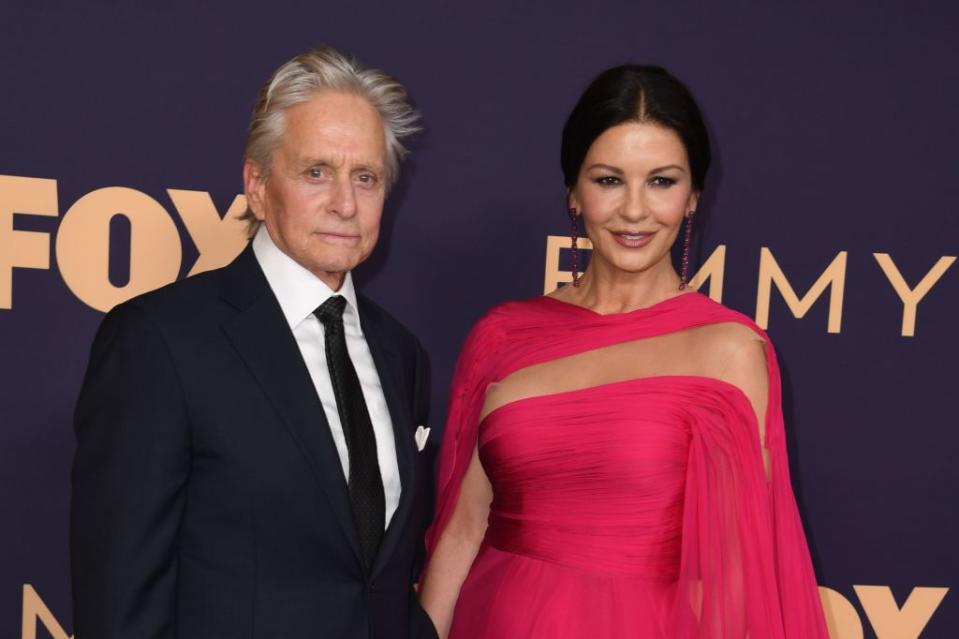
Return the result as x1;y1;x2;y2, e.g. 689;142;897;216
679;211;695;290
568;208;581;287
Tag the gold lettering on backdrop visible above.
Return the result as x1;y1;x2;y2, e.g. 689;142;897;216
687;244;726;302
167;190;248;276
544;234;593;292
756;248;847;333
543;235;726;301
854;585;949;639
21;584;72;639
0;176;58;309
1;176;251;312
873;253;957;338
15;581;946;638
819;587;864;639
2;180;954;338
56;187;182;312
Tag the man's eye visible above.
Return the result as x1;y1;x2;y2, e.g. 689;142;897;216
357;173;378;185
307;167;324;179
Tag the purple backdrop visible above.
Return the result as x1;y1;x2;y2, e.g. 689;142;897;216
1;2;956;637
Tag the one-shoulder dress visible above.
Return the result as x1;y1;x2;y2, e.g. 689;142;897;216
425;293;829;638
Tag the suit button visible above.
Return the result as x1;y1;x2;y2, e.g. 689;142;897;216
369;581;378;592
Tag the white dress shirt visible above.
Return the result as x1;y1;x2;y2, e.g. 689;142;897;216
252;227;401;527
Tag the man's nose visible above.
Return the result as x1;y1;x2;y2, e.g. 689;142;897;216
329;177;358;218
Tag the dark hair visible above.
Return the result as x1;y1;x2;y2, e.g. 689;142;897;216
561;65;711;192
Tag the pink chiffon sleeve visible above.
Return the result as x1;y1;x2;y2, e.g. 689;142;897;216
424;315;500;559
670;334;828;638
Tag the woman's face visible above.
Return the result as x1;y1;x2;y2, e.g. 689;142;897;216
569;121;699;280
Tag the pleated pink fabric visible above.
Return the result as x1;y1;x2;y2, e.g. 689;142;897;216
425;293;829;638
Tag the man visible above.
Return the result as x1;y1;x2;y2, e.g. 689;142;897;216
70;46;437;639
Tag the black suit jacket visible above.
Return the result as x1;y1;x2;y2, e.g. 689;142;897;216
70;246;437;639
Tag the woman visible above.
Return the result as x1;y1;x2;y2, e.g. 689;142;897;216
419;65;829;638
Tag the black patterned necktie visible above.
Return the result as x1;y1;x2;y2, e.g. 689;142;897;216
314;295;385;567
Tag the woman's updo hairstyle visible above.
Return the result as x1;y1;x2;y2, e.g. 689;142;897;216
561;65;711;192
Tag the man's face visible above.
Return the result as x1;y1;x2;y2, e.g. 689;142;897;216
245;90;387;290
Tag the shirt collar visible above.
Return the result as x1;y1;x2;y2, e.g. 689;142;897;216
251;225;362;333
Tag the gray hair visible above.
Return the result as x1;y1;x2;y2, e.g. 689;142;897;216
240;45;421;235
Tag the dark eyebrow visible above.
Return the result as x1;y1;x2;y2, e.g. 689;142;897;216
584;163;623;174
650;164;687;174
585;163;687;175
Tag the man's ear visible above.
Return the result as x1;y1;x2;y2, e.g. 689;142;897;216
243;159;267;221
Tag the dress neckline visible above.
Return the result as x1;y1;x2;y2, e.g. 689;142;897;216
539;291;702;318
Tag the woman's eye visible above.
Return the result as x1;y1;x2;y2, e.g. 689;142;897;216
650;176;676;187
594;175;621;186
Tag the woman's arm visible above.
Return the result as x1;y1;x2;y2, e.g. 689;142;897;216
419;445;493;638
718;335;771;479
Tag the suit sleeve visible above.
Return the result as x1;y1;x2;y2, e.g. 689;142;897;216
411;333;433;557
409;335;441;639
70;303;190;639
412;336;431;431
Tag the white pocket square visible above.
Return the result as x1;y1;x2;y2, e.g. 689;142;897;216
414;426;431;452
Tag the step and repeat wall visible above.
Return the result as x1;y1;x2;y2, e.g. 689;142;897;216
1;2;956;637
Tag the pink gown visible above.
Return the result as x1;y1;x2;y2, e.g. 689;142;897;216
425;293;829;638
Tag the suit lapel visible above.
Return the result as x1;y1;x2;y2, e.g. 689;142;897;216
361;302;416;576
218;247;363;564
